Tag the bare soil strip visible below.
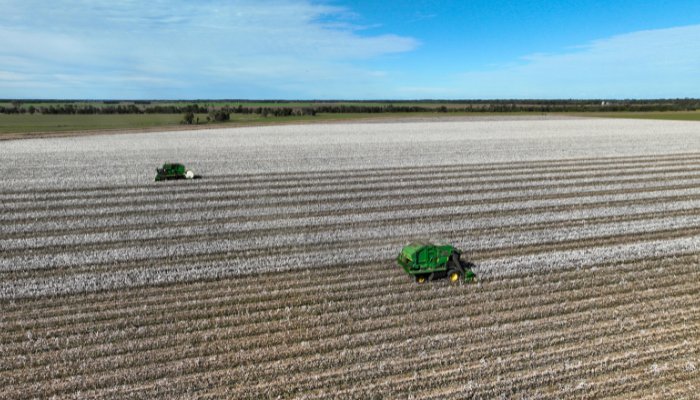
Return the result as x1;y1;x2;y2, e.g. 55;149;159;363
2;254;698;399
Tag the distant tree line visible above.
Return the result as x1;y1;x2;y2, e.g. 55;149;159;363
4;98;700;106
180;109;232;125
103;100;151;105
0;103;211;115
143;104;209;114
2;99;700;116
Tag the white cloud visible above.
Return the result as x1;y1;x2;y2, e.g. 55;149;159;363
455;24;700;99
0;0;420;98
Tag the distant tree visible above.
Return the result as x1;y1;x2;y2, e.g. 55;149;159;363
182;112;195;124
12;100;21;109
209;110;230;122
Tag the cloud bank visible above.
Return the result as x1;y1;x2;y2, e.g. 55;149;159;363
0;0;419;99
454;24;700;99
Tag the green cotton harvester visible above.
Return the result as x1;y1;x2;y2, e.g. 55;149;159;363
154;163;195;182
397;239;476;283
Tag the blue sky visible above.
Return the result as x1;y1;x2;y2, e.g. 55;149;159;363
1;0;699;99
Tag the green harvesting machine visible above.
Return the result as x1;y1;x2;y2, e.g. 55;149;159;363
154;163;195;181
397;239;476;283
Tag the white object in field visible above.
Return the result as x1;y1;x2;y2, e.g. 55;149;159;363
185;170;194;179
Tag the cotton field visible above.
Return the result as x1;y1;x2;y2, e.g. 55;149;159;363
2;116;700;399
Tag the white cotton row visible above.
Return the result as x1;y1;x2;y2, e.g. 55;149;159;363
3;199;700;254
3;167;699;211
3;196;700;238
3;177;700;223
477;235;700;279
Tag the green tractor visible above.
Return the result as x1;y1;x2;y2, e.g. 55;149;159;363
154;163;195;182
397;239;476;283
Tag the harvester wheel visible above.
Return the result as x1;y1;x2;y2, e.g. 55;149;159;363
447;269;461;283
414;275;426;284
451;253;466;273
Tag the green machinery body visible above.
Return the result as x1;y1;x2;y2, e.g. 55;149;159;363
154;163;194;181
397;240;476;283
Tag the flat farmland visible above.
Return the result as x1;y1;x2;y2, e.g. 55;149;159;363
0;112;467;136
2;116;700;399
0;114;210;135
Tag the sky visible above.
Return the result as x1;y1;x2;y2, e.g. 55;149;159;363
1;0;699;100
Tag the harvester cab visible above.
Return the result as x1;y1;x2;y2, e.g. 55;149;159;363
154;163;195;182
397;239;476;283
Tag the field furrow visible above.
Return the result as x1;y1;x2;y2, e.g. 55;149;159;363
2;258;697;398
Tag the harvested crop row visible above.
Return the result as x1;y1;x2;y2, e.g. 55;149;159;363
0;258;685;357
3;255;697;399
4;255;691;371
0;256;688;360
2;252;695;352
1;249;689;354
2;250;682;340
